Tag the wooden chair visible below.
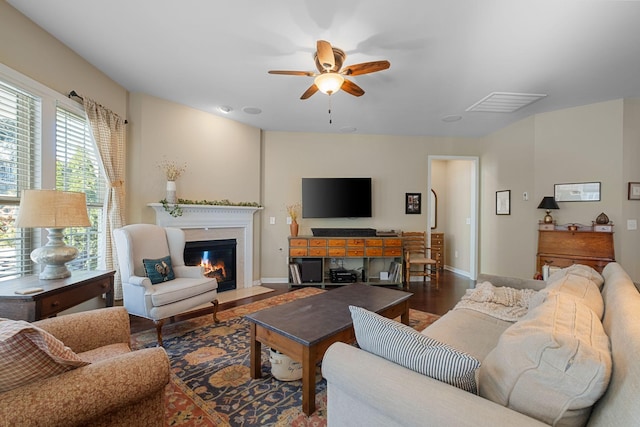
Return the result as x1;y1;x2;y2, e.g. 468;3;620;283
402;231;439;288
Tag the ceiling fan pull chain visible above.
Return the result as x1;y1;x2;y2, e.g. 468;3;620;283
328;96;333;124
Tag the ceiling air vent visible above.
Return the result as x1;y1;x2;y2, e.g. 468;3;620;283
466;92;547;113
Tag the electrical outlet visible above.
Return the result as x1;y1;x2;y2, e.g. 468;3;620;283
455;250;459;258
628;219;637;230
269;216;276;225
286;216;292;225
523;191;529;201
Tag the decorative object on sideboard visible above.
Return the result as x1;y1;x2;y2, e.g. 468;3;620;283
593;212;614;232
629;182;640;200
286;203;301;237
496;190;510;215
537;196;559;223
595;212;610;224
554;182;601;202
15;190;91;279
567;224;579;231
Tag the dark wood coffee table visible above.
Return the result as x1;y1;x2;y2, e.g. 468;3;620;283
245;283;412;415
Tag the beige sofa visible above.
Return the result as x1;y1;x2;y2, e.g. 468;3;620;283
0;307;170;427
323;262;640;426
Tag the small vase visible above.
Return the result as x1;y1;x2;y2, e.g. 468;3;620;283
166;180;177;204
290;221;299;237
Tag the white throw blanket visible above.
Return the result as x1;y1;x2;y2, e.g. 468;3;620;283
454;281;537;322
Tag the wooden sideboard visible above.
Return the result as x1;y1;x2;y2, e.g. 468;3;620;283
288;236;403;287
536;229;615;274
430;232;445;270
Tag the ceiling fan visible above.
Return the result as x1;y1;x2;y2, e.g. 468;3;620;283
268;40;391;99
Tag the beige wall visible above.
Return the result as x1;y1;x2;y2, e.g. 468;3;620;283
260;132;474;280
127;93;263;280
480;117;537;277
0;2;127;117
621;99;640;280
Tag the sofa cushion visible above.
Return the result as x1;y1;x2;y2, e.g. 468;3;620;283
547;264;604;289
143;255;175;284
0;319;90;392
423;308;513;362
532;272;604;319
349;305;481;393
478;293;612;427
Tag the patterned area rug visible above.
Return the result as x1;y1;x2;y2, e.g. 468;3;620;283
131;287;441;426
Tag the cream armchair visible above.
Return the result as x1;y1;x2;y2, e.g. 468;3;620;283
113;224;219;346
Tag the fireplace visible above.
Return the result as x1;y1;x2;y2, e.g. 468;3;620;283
184;239;237;292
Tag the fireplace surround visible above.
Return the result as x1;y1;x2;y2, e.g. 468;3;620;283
148;203;262;289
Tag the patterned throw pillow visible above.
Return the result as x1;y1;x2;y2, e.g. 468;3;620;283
143;255;176;284
0;319;90;392
349;305;481;393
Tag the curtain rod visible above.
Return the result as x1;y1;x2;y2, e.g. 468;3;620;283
68;90;128;124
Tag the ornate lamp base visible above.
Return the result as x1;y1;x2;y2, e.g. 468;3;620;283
30;228;79;280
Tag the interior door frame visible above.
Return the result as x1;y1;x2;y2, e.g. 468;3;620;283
427;155;479;280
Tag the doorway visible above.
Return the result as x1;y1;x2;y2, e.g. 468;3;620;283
427;156;479;280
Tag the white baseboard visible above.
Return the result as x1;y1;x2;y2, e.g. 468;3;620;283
261;277;289;284
444;265;471;278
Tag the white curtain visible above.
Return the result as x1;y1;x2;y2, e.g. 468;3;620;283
82;97;126;300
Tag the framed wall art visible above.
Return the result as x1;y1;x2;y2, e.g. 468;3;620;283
405;192;421;214
629;182;640;200
496;190;510;215
554;182;601;202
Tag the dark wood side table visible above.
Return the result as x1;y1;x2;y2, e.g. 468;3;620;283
0;270;115;321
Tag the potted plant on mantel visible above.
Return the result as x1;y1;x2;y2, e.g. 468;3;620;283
286;203;301;237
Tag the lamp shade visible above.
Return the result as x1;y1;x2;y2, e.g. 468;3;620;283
537;196;559;210
15;189;91;228
314;72;344;95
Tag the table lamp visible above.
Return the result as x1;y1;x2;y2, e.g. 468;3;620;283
15;190;91;279
537;196;560;224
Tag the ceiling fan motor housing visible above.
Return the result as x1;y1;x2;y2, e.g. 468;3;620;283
314;48;346;73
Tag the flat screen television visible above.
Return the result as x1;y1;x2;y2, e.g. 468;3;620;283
302;177;372;218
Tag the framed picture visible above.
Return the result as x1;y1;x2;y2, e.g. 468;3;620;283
405;192;421;214
629;182;640;200
496;190;510;215
554;182;601;202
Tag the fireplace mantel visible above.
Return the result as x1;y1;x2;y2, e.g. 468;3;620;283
148;203;263;288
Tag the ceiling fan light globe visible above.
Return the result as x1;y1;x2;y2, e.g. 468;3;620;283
314;73;344;95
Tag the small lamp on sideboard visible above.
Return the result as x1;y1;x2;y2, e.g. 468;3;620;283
15;189;91;280
537;196;560;224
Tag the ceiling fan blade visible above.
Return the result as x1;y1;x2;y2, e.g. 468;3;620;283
341;79;365;97
300;84;319;100
342;60;390;76
268;70;315;76
316;40;335;71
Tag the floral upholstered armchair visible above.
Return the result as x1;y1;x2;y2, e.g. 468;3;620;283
0;307;169;426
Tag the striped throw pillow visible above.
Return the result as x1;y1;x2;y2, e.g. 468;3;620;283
349;305;481;393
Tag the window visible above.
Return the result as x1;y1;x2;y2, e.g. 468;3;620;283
0;64;104;280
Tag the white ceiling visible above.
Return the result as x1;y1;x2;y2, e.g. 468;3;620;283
9;0;640;137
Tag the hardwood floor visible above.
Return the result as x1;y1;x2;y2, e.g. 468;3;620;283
129;270;474;334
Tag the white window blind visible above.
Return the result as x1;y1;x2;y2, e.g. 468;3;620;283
0;80;40;280
55;107;105;271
